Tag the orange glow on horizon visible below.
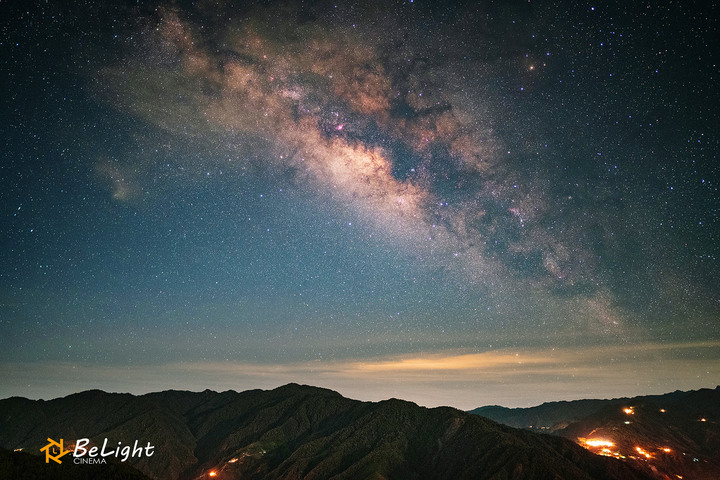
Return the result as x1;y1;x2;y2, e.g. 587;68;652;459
623;407;635;415
348;351;539;372
209;471;217;477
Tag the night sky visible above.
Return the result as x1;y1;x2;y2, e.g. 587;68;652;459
1;0;718;409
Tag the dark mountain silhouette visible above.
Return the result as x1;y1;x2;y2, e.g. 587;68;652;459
470;386;720;479
0;383;653;480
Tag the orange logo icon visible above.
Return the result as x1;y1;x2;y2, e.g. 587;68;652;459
40;438;72;464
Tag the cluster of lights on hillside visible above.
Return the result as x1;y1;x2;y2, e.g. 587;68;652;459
575;406;706;480
576;405;718;480
579;436;675;461
578;437;624;459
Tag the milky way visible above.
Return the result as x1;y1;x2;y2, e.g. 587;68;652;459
1;0;718;407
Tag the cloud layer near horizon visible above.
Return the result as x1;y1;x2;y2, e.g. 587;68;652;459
3;340;718;409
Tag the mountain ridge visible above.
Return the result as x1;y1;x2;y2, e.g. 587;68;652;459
0;383;653;480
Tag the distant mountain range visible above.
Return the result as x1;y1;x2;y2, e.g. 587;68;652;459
470;386;720;480
0;383;654;480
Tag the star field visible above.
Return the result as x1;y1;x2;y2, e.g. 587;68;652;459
0;0;718;408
